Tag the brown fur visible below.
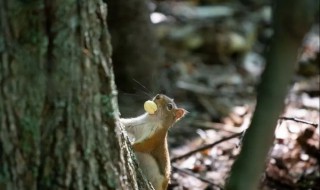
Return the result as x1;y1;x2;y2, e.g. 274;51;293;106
133;128;170;187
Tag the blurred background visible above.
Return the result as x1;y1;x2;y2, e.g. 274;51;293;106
106;0;319;189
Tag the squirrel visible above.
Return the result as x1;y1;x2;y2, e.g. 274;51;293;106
120;94;187;190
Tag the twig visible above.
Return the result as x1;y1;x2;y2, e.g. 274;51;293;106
236;129;247;148
279;116;318;128
171;132;243;162
172;165;222;189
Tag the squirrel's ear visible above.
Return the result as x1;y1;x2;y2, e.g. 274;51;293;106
175;108;188;121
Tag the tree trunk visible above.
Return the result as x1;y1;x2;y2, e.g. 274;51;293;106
0;0;151;189
106;0;162;92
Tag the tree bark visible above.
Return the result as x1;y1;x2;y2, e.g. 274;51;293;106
0;0;151;189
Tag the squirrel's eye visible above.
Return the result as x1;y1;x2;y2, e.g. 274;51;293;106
167;103;173;110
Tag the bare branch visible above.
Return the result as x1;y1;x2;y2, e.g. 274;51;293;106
279;116;318;128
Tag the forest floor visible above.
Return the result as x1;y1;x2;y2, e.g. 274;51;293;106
168;74;319;190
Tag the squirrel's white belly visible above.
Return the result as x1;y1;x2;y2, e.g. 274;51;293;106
135;152;165;190
120;115;160;144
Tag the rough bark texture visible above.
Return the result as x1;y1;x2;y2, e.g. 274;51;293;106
0;0;152;189
225;1;315;190
106;0;162;92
